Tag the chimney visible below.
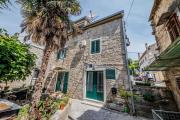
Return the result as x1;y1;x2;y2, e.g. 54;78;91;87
145;43;148;50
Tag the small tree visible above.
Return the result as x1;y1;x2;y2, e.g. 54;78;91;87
128;58;140;76
0;31;36;85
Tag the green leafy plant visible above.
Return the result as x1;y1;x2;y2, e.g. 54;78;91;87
37;98;59;120
63;96;69;104
118;85;133;113
128;58;140;76
0;0;10;9
136;82;151;86
16;104;30;120
0;31;36;84
143;92;155;102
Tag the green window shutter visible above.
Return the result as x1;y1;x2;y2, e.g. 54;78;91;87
106;69;116;79
96;40;100;53
91;40;100;54
91;41;96;54
63;72;69;94
57;51;60;59
64;48;67;58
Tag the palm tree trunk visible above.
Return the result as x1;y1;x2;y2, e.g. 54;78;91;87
30;44;52;118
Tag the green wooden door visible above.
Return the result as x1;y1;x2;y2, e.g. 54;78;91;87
55;72;69;94
86;71;104;101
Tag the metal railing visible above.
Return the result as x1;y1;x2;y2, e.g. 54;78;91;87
152;110;180;120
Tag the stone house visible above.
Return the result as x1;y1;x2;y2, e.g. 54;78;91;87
41;11;130;103
148;0;180;110
139;43;166;87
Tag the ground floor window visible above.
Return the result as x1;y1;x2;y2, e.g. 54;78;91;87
55;72;69;93
106;69;116;80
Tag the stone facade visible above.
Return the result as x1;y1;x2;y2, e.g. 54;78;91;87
45;11;129;103
149;0;180;110
139;43;166;87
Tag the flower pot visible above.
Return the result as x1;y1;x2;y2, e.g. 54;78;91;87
60;104;65;110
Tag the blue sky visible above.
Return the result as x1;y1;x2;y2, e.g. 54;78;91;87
0;0;155;59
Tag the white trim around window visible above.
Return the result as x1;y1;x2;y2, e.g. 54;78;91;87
90;38;102;55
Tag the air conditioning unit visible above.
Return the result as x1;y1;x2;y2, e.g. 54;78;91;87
79;40;87;48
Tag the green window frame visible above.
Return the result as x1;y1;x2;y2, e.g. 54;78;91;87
106;69;116;80
91;39;100;54
57;48;67;59
55;72;69;94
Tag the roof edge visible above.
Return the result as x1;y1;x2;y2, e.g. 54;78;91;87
84;10;124;29
149;0;161;21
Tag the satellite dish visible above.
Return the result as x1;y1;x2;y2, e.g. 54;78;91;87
88;10;98;22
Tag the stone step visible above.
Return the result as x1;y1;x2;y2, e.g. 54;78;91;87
81;99;104;108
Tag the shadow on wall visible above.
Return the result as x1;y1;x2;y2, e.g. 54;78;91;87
70;49;85;69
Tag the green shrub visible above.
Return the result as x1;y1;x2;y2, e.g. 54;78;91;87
143;92;155;102
16;104;30;120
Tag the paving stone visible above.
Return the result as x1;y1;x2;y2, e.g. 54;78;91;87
68;99;151;120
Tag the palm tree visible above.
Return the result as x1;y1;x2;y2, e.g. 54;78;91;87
0;0;10;8
17;0;81;118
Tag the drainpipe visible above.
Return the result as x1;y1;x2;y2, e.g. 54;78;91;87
120;15;135;114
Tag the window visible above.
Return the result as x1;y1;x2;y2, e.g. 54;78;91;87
91;39;100;54
55;72;69;93
33;68;40;79
176;77;180;89
57;48;67;59
167;14;180;42
106;69;116;80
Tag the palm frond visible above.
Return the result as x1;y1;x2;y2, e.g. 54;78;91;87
18;0;81;51
0;0;10;9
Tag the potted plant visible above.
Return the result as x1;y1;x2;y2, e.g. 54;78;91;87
59;101;66;110
118;85;133;113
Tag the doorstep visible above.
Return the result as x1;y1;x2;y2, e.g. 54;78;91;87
81;99;104;108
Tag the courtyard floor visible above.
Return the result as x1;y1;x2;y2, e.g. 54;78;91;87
68;99;152;120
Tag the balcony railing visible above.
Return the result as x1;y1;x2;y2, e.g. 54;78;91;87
152;110;180;120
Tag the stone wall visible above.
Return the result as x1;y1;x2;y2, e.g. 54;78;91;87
151;0;179;53
47;18;128;101
165;68;180;111
133;86;178;118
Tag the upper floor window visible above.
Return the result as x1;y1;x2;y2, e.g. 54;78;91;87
57;48;67;59
91;39;100;54
166;14;180;42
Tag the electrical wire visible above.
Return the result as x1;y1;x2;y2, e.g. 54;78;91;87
126;0;135;24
